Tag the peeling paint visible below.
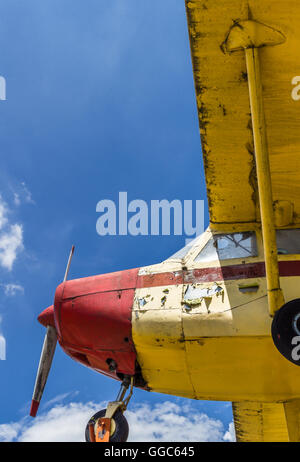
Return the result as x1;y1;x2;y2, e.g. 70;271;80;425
161;296;167;306
138;297;147;308
138;268;150;276
184;283;224;307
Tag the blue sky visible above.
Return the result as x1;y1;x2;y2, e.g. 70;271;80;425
0;0;233;441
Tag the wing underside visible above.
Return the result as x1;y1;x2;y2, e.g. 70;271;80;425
232;400;300;442
185;0;300;227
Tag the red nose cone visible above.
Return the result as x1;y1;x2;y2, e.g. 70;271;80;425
53;268;140;376
38;305;55;328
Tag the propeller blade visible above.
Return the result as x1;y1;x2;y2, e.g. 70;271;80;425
30;325;57;417
30;245;74;417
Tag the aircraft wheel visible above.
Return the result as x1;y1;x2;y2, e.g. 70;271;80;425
271;298;300;366
85;408;129;442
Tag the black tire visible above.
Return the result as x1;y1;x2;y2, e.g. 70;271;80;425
271;298;300;366
85;408;129;442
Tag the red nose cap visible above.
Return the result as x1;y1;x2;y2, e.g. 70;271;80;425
38;305;55;328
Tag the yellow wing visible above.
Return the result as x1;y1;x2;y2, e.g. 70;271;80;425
186;1;300;441
233;401;300;442
186;0;300;227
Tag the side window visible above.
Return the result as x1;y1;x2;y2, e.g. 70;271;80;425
277;229;300;255
195;232;257;262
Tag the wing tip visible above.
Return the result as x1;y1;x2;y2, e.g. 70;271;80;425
30;399;39;417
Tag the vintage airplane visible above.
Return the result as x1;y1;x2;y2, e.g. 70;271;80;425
30;0;300;442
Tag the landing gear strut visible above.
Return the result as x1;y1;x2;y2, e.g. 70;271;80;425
85;376;134;442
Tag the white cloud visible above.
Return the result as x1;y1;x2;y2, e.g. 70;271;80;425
20;182;34;205
0;196;24;271
0;200;8;229
1;283;24;296
42;391;79;410
0;400;234;442
0;194;26;362
0;332;5;360
13;193;20;207
223;421;236;442
13;182;34;206
18;402;99;442
126;401;232;442
0;224;23;271
0;423;21;442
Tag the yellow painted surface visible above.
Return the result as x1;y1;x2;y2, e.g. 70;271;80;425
132;227;300;440
132;229;300;403
132;1;300;441
133;286;300;403
284;400;300;442
232;402;289;441
133;284;196;398
185;0;300;226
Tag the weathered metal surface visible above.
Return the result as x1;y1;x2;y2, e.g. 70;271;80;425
223;19;286;52
35;226;300;440
284;400;300;442
61;268;139;299
183;283;223;307
54;269;140;377
232;402;289;441
185;0;300;227
225;16;285;316
30;325;57;417
131;228;300;406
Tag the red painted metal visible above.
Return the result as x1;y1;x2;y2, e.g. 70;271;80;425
36;260;300;387
137;271;183;288
184;263;266;283
29;399;39;417
61;268;139;300
38;305;55;328
136;261;300;288
279;260;300;277
52;268;139;377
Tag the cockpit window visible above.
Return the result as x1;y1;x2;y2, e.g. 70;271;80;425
195;232;257;262
276;229;300;255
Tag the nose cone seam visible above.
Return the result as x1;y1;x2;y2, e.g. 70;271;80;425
53;282;66;339
38;305;55;328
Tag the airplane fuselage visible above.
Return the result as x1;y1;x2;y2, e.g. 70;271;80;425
39;227;300;404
